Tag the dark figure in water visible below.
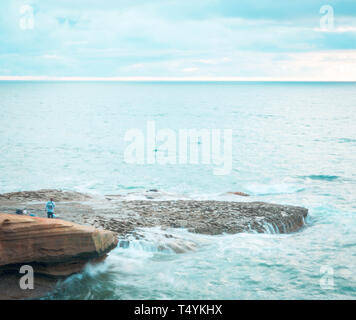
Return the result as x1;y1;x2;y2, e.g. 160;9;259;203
45;198;56;218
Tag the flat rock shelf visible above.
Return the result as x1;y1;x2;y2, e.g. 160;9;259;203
0;189;308;237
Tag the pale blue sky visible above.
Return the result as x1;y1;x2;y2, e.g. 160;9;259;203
1;0;356;80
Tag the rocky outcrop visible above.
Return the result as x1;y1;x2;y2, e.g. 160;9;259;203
0;189;309;299
0;189;93;202
0;213;118;277
227;191;250;197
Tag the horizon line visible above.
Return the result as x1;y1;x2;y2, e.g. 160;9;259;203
0;76;356;82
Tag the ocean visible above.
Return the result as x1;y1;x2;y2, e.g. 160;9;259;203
0;81;355;299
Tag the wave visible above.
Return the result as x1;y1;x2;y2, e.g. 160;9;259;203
117;184;146;191
117;228;200;254
116;189;191;201
338;138;356;144
243;183;304;196
300;175;339;181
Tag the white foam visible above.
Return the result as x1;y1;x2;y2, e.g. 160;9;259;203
244;182;304;196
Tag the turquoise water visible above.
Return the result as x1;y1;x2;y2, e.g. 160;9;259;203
0;81;355;299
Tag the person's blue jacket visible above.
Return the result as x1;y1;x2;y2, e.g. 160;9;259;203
45;201;56;213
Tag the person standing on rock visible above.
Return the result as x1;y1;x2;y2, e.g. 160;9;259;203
45;198;56;218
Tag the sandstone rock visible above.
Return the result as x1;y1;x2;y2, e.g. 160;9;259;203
0;213;118;277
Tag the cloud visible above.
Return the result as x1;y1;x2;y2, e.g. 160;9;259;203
182;67;199;73
0;0;355;79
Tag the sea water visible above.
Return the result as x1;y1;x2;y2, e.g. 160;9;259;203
0;81;355;299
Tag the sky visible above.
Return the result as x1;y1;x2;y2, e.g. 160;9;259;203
0;0;356;80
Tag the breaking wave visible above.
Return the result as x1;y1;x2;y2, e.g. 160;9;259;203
300;175;339;182
243;183;304;196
